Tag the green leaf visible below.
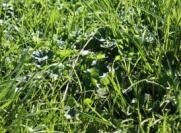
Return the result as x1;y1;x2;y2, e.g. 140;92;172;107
96;53;105;60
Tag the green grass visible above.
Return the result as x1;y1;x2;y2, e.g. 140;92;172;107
0;0;180;132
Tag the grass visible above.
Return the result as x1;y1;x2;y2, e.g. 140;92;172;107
0;0;180;132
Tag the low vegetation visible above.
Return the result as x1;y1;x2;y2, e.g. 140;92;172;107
0;0;180;132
